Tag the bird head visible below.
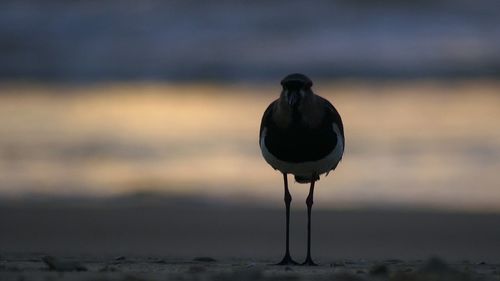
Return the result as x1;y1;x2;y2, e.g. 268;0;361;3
280;73;313;109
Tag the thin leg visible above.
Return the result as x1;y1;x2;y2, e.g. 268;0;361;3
277;173;298;265
303;180;317;266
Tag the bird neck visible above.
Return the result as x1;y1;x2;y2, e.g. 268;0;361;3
273;94;324;129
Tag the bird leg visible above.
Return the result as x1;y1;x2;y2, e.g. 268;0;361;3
302;180;317;266
277;173;298;265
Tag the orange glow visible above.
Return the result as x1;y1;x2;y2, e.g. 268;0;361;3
0;81;499;212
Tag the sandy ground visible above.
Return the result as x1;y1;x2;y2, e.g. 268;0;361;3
0;254;499;281
1;198;499;280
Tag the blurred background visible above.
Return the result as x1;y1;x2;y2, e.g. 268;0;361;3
0;0;499;261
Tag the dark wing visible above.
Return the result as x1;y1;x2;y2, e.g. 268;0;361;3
319;95;345;153
259;100;277;147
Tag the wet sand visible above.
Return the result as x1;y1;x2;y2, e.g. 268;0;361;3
1;254;499;281
1;198;499;280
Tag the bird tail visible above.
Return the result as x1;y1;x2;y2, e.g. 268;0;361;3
294;175;319;184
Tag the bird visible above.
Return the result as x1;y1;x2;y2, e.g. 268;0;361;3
259;73;344;266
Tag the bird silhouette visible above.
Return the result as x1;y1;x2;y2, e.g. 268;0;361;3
259;73;344;265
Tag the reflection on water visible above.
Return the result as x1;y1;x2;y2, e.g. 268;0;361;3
0;81;499;212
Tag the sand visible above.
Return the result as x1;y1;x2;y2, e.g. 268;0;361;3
1;197;499;280
0;254;499;281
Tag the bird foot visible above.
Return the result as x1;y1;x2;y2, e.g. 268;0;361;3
276;255;299;266
301;257;318;266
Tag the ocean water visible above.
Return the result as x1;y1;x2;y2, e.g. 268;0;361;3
0;0;499;81
0;81;499;212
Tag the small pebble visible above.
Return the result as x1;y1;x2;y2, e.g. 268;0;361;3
213;268;263;281
42;256;87;272
333;272;363;281
333;261;346;267
404;267;413;272
369;264;389;276
193;256;217;262
99;265;118;272
2;265;21;272
385;259;403;264
419;257;450;273
188;265;206;273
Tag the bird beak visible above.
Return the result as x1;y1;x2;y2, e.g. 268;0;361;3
287;91;300;107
